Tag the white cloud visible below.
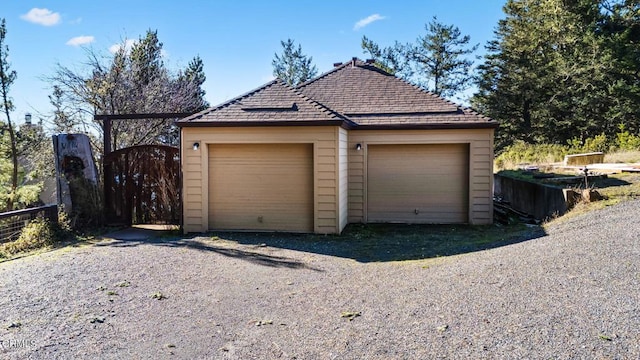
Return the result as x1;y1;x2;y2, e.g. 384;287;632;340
109;39;137;54
20;8;61;26
66;36;95;46
353;14;386;31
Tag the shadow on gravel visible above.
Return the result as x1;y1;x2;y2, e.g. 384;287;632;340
95;223;547;264
591;177;631;188
97;228;321;271
205;223;548;263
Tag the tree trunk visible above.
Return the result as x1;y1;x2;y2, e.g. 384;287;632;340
7;115;17;209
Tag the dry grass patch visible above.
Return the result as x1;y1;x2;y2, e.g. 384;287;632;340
604;150;640;164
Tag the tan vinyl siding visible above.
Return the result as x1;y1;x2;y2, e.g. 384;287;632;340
348;129;494;225
208;144;313;232
181;126;342;234
470;137;494;223
182;136;204;233
338;128;349;232
348;142;366;223
367;144;469;223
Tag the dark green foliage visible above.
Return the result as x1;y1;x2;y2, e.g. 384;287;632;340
272;39;318;86
179;55;208;112
473;0;640;150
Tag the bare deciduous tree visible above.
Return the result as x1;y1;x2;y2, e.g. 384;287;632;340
49;30;208;155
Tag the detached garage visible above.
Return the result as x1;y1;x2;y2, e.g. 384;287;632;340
178;58;497;234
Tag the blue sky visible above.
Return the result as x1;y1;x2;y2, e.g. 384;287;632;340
2;1;506;126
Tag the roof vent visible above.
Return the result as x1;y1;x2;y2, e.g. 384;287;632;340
333;62;342;67
351;57;357;66
365;59;375;64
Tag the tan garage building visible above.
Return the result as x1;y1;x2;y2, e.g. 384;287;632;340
177;58;497;234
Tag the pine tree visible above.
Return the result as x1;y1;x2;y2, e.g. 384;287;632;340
272;39;318;86
361;35;408;77
181;55;208;112
361;17;478;100
410;17;479;98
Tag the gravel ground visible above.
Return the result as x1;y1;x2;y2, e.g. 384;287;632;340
1;200;639;359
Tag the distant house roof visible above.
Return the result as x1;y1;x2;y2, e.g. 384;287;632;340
177;58;496;129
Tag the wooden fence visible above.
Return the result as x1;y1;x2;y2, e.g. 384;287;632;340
0;205;58;244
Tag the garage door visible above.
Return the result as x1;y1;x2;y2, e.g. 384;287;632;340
208;143;313;232
367;144;469;223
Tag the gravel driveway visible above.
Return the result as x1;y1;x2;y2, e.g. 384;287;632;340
1;200;639;359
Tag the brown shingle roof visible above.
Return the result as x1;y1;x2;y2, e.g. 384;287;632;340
177;58;496;129
178;80;350;126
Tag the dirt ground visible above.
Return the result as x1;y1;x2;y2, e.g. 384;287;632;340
1;200;639;359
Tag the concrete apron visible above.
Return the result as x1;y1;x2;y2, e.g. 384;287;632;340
104;225;178;241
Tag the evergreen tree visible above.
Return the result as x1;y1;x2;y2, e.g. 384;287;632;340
180;55;208;112
272;39;318;86
473;0;640;149
601;0;640;133
361;17;478;100
410;17;479;98
361;35;409;77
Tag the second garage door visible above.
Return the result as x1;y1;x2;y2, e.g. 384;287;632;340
367;144;469;224
208;143;313;232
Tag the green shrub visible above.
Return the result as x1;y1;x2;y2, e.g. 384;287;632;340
567;133;610;153
496;127;640;171
0;213;74;257
57;207;73;233
615;125;640;151
1;218;56;255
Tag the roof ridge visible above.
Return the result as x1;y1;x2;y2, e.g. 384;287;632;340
280;80;349;121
